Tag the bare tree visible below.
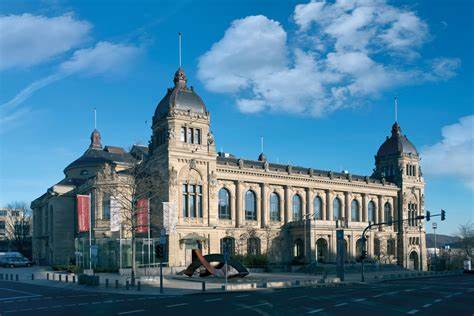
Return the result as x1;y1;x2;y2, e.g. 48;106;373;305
97;161;162;285
5;201;32;258
457;221;474;258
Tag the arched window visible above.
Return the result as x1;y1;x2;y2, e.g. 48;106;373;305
384;202;392;224
387;239;395;256
351;199;359;222
218;188;231;219
313;196;323;220
368;201;376;223
333;197;342;220
220;237;235;255
293;239;304;258
292;194;302;221
247;237;261;255
245;190;257;220
270;193;280;221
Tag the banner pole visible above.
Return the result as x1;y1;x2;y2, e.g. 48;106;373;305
89;193;92;271
147;199;151;270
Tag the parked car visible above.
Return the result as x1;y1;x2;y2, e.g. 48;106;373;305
0;256;32;268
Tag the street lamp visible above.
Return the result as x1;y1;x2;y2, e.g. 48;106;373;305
418;221;423;271
432;222;438;270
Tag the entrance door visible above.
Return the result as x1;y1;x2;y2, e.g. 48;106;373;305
409;251;419;270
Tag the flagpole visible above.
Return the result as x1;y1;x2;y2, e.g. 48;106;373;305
89;193;92;271
119;224;122;270
147;199;151;269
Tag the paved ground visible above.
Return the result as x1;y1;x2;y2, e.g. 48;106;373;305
0;274;472;315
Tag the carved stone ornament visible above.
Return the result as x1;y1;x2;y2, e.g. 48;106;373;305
365;176;369;183
207;132;214;146
308;168;314;177
208;171;218;190
347;173;352;182
238;159;244;169
168;128;175;140
169;167;178;187
381;178;386;185
189;159;197;169
287;165;292;174
263;161;269;172
329;171;334;179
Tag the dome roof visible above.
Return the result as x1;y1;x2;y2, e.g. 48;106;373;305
154;68;207;118
377;122;418;157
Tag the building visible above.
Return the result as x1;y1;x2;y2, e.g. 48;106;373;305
0;207;31;254
31;67;427;270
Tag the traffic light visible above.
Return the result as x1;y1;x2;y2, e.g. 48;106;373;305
425;211;431;221
441;209;446;221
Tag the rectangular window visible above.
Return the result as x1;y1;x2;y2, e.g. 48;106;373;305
197;185;203;217
182;184;188;217
0;210;6;216
189;185;195;218
187;128;194;144
102;194;111;220
194;129;201;144
0;221;5;229
180;127;186;142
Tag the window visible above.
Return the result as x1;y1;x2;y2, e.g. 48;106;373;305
368;201;376;223
187;127;194;144
292;195;302;221
384;202;392;224
220;237;235;255
387;239;395;256
182;183;203;218
408;203;418;226
102;194;111;220
194;129;201;144
245;190;257;220
247;237;261;255
0;221;5;230
351;199;360;222
0;210;6;216
180;127;186;142
314;196;323;220
293;239;304;258
333;197;342;221
270;193;280;221
218;188;231;219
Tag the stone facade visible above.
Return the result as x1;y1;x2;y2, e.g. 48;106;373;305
31;67;427;270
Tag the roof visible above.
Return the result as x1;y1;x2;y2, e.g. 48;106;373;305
377;122;418;157
154;68;207;118
216;155;395;186
64;146;136;172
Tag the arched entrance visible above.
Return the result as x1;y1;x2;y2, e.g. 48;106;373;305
409;251;419;270
316;238;328;263
356;239;364;260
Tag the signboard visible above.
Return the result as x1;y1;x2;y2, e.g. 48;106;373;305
77;195;90;232
136;198;149;233
110;198;121;232
163;202;177;234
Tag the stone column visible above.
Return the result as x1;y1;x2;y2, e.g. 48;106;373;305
284;186;290;224
362;193;367;222
260;183;267;228
344;192;351;224
378;195;384;223
306;188;312;219
235;181;243;228
326;190;332;221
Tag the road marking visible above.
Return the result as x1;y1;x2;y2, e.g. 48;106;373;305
236;294;250;298
118;310;145;315
404;289;414;292
433;299;442;303
334;302;348;307
204;298;222;302
422;304;432;308
307;308;324;314
52;305;63;308
386;291;398;295
407;309;419;314
166;303;189;308
353;298;367;302
373;294;384;298
78;302;88;306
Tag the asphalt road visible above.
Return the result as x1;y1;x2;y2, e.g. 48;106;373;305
0;274;472;315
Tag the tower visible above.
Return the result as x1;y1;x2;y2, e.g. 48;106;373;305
374;122;426;270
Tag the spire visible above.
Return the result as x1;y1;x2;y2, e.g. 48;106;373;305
394;96;398;123
178;32;182;68
258;136;267;162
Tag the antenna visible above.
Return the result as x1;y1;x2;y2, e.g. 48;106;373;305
94;108;97;129
394;96;398;123
260;136;264;153
178;32;182;68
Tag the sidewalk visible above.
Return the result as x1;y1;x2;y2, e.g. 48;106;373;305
0;266;463;296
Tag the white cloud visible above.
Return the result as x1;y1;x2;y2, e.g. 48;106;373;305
422;116;474;190
198;0;459;116
0;13;91;71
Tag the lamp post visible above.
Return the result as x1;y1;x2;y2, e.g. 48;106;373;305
418;222;423;271
303;212;317;264
432;222;438;270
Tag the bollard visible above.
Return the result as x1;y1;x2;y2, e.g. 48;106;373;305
15;274;19;281
115;280;119;289
126;280;129;290
59;274;62;282
0;273;3;280
202;281;206;292
137;281;141;291
46;273;49;280
32;274;34;280
72;275;76;283
10;274;14;281
105;279;109;288
66;275;69;283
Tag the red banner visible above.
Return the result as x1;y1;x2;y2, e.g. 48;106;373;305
136;198;149;233
77;195;90;232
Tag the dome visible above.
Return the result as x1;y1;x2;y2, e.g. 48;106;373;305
377;122;418;157
154;68;207;118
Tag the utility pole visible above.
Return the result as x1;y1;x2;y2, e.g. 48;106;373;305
432;222;438;270
418;222;423;271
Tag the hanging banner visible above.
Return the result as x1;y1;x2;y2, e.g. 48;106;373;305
163;202;177;234
110;198;121;232
77;195;90;232
136;198;149;233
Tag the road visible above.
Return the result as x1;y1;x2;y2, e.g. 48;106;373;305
0;274;472;315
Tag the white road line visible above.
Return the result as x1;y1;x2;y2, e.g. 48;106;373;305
387;291;398;295
353;298;367;302
307;308;324;314
204;298;222;302
166;303;189;308
407;309;419;314
433;299;442;303
422;304;432;308
118;310;145;315
373;294;384;298
404;289;415;292
236;294;250;298
0;295;42;302
334;302;348;307
77;302;88;306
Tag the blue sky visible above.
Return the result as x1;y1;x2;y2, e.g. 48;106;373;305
0;0;472;235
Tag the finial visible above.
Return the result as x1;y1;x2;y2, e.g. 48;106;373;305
178;32;182;68
90;129;102;149
260;136;264;154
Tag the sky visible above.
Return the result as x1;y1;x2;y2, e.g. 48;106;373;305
0;0;472;236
